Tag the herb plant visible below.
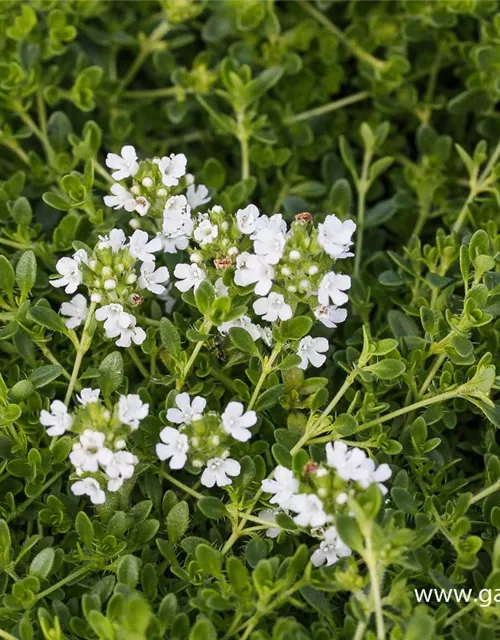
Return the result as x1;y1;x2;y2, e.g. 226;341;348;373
1;2;500;639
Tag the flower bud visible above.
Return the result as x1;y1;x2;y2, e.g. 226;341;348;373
210;435;220;446
101;266;113;278
308;265;319;276
299;279;310;291
104;279;117;290
131;185;140;195
91;292;102;303
192;459;203;468
158;188;167;197
228;246;238;256
190;252;202;263
221;221;229;232
126;273;138;284
129;218;140;229
281;266;292;277
191;437;199;447
142;177;153;188
289;250;301;261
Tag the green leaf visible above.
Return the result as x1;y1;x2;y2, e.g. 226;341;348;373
189;618;216;640
254;384;285;411
29;365;63;389
280;316;313;341
0;256;15;299
160;318;181;354
194;280;215;315
29;548;55;580
98;351;123;396
75;511;94;552
16;250;37;300
367;359;406;380
29;305;67;333
117;554;140;588
195;544;222;578
197;496;227;519
167;501;189;544
229;326;259;355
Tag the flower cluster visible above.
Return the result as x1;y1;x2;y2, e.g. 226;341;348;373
261;442;391;566
102;146;355;335
51;228;169;347
156;393;257;488
234;210;355;327
40;389;148;504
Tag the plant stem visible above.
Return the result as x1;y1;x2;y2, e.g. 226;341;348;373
93;159;114;184
247;345;282;410
284;91;369;124
7;469;67;523
129;347;149;379
470;477;500;505
418;354;446;397
236;109;250;181
161;471;203;499
177;319;213;390
364;533;385;639
0;630;19;640
123;86;181;100
64;302;96;405
36;341;73;382
118;20;170;93
310;367;359;434
34;565;92;604
354;147;372;278
298;1;384;70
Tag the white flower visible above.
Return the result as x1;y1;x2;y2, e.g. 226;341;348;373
114;314;146;348
160;195;193;253
40;400;72;436
156;427;189;469
138;262;170;295
317;272;352;307
167;393;206;425
187;183;211;209
317;215;356;259
70;429;113;473
154;153;187;187
297;336;329;370
314;305;348;329
95;304;131;338
97;228;127;253
218;315;262;342
105;450;138;492
289;494;328;528
118;394;149;429
261;466;299;509
134;196;150;217
201;457;241;487
174;263;206;292
234;253;275;296
51;256;82;294
104;184;137;212
311;526;352;567
128;230;162;263
251;214;287;264
258;509;281;539
221;402;257;442
77;388;100;406
253;292;292;322
60;294;88;329
236;204;260;235
325;442;373;486
105;145;139;181
370;462;392;495
214;277;229;298
71;477;106;505
194;219;218;246
259;325;273;346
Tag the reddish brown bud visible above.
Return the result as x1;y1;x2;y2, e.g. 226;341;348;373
214;257;233;270
303;461;319;475
295;212;313;223
130;293;144;306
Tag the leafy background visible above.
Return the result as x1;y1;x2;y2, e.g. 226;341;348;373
1;1;500;638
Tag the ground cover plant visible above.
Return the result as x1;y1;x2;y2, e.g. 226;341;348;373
1;1;500;638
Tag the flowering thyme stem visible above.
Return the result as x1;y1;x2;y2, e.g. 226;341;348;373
284;91;369;124
354;147;372;278
177;319;213;390
247;344;282;411
364;533;385;640
64;301;97;405
298;0;384;70
129;347;149;379
470;477;500;505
